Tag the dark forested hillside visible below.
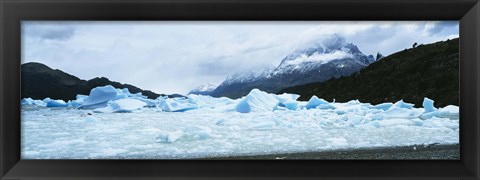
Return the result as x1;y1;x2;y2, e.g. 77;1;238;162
280;38;459;108
21;62;168;101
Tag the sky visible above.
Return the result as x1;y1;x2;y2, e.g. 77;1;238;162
22;21;459;94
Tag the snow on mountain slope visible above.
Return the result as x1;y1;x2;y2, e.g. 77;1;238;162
188;84;218;95
222;66;274;86
272;34;373;76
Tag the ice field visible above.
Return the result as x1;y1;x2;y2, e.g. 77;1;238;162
21;85;459;159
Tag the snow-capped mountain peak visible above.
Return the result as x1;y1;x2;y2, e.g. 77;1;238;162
282;34;348;61
222;66;274;85
274;34;373;75
188;84;218;95
211;34;377;98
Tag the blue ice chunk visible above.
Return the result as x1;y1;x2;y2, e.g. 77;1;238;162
45;99;68;107
420;111;438;119
235;89;279;113
158;98;198;112
66;95;88;107
21;98;45;106
317;104;335;109
347;100;361;105
392;100;414;109
135;98;156;107
75;95;88;101
67;101;82;107
422;97;437;113
21;98;34;105
281;99;299;110
383;107;421;118
236;99;252;113
109;98;147;113
275;93;300;110
436;105;459;119
305;96;330;109
115;93;129;100
372;103;393;111
79;85;118;109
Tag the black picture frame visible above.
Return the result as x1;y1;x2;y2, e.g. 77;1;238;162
1;0;479;179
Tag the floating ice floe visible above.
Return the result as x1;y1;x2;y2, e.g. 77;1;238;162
275;93;300;110
235;89;280;113
21;98;46;106
44;98;68;107
421;105;459;120
158;97;199;112
422;97;437;113
305;95;335;109
390;99;415;109
94;98;147;113
79;85;118;109
371;102;393;111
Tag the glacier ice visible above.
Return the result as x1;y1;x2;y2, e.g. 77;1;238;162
305;95;333;109
21;86;459;159
419;105;459;120
371;103;393;111
21;98;35;105
95;98;147;113
158;97;199;112
275;93;300;110
235;89;279;113
21;98;46;106
44;98;68;107
79;85;118;109
391;99;415;109
436;105;459;119
134;98;156;107
382;107;422;118
280;99;299;110
422;97;437;113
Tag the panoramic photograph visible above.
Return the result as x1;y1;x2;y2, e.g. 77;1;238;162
21;21;459;159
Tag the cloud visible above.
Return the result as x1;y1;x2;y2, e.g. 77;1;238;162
196;57;242;76
286;51;354;65
23;22;76;41
424;21;458;35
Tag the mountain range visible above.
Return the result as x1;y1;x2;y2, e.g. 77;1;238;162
210;34;376;99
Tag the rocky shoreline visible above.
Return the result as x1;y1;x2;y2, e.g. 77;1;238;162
200;144;459;160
